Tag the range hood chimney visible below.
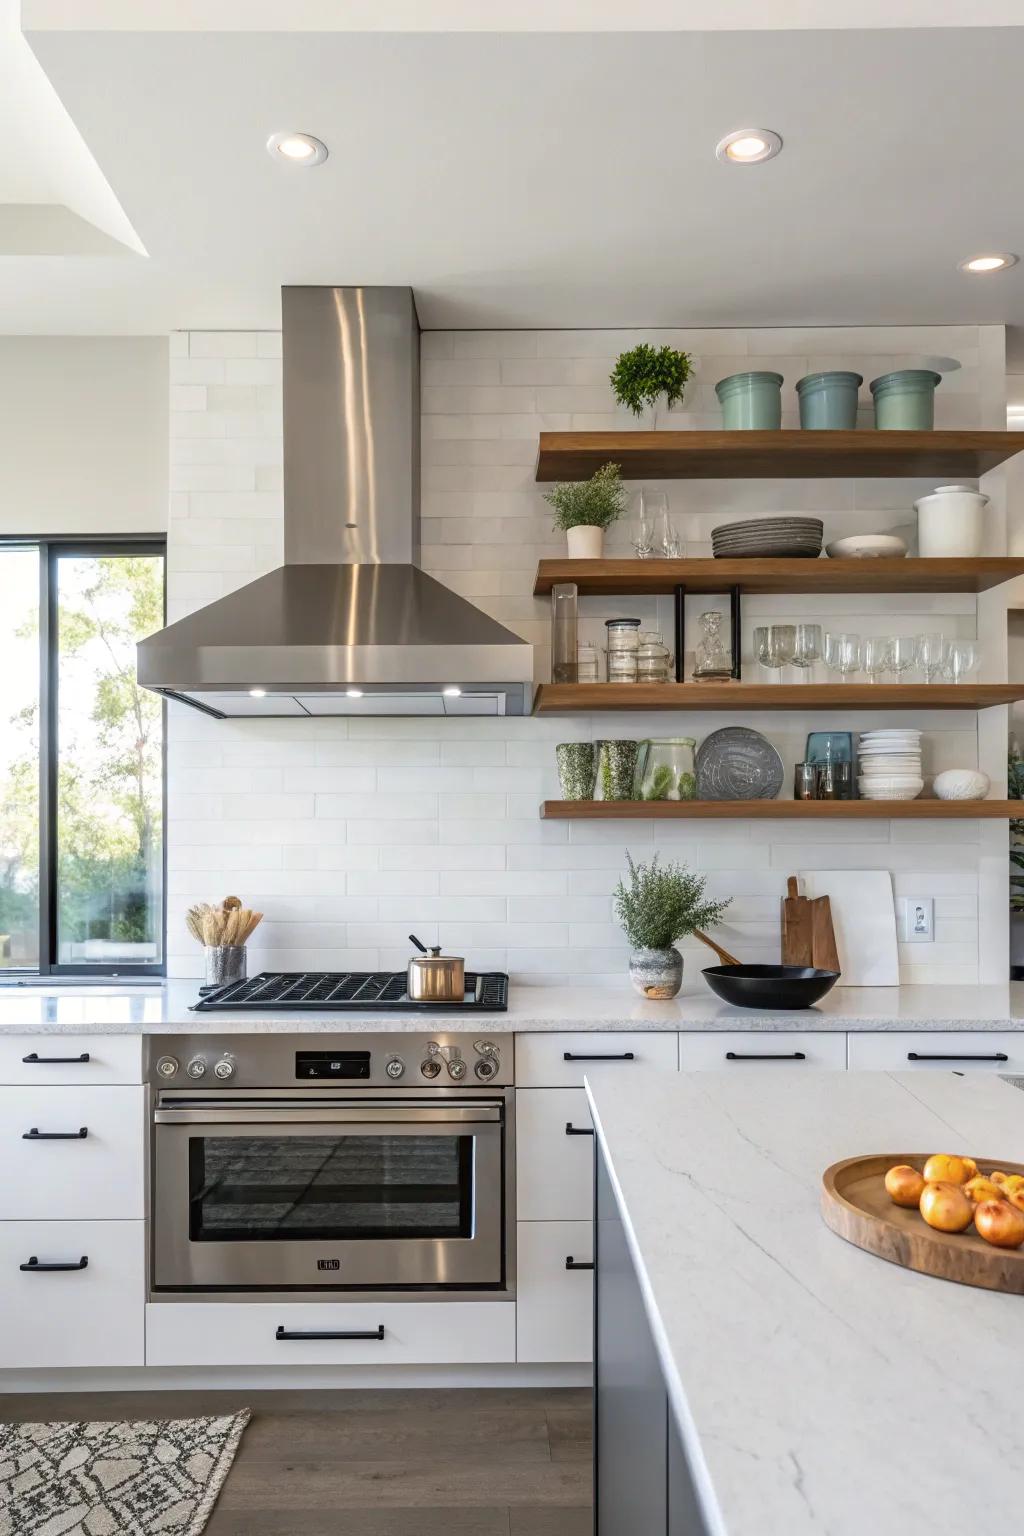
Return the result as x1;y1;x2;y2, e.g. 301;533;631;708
137;287;534;717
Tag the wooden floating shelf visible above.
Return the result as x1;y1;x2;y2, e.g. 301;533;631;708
533;556;1024;597
535;429;1024;482
533;683;1024;713
541;799;1016;820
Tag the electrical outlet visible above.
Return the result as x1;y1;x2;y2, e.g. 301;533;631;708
899;896;934;944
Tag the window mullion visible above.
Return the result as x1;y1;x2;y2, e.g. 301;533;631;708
37;545;58;973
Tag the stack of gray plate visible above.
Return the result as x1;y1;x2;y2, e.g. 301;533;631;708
712;517;823;559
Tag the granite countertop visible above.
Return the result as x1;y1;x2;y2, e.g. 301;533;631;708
587;1068;1024;1536
0;980;1022;1034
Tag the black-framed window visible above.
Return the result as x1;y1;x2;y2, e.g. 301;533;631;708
0;539;166;976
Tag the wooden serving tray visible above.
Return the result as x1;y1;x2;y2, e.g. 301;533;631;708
821;1154;1024;1294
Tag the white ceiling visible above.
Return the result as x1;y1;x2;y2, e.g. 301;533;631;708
7;17;1024;335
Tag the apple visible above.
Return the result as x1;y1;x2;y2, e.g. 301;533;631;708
885;1165;926;1208
974;1199;1024;1250
922;1154;971;1187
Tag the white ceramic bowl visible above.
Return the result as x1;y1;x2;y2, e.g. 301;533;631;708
932;768;991;801
826;534;908;560
858;779;924;800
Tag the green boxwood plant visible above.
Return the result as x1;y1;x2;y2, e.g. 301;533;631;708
611;344;693;417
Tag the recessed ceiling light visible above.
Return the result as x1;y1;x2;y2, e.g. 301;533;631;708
266;132;329;167
248;688;267;698
442;686;462;698
345;688;364;699
959;252;1018;274
715;128;783;165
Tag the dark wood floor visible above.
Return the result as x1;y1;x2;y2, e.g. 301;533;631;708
1;1386;592;1535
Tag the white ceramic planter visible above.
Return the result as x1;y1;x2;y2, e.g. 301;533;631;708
566;525;604;559
914;484;988;558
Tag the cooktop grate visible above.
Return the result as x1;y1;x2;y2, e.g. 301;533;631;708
192;971;509;1012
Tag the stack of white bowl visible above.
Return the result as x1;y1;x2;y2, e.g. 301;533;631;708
857;729;923;801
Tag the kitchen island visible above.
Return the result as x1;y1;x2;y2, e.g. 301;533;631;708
587;1068;1024;1535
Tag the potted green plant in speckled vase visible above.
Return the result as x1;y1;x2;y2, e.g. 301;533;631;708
614;852;730;999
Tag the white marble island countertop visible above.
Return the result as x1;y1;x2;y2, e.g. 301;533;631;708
587;1068;1024;1536
0;980;1023;1033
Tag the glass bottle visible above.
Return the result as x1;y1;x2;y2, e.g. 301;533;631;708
551;583;578;683
605;618;641;683
692;610;733;680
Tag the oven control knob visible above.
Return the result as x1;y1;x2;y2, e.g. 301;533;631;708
185;1056;207;1080
213;1055;236;1081
420;1057;442;1079
474;1057;498;1081
385;1057;405;1080
156;1055;179;1079
447;1056;468;1081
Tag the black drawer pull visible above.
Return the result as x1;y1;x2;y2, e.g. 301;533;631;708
565;1122;595;1137
565;1256;595;1271
23;1127;88;1140
725;1051;806;1061
22;1052;91;1065
275;1325;384;1342
563;1051;634;1062
20;1255;88;1272
907;1051;1008;1062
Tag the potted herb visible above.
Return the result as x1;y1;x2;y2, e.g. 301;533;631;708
614;852;730;999
611;344;693;427
544;461;627;559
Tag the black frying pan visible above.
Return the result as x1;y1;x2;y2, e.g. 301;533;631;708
694;931;840;1010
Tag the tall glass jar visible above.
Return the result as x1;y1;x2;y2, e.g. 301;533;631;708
551;583;578;683
605;618;641;684
636;630;671;684
633;738;697;801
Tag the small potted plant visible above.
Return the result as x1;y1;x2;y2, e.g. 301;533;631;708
614;852;730;999
544;460;626;558
611;344;693;427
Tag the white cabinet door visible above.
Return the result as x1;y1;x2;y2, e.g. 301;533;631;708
0;1220;145;1368
516;1032;678;1088
0;1087;145;1220
517;1088;594;1221
517;1221;593;1364
847;1032;1024;1072
0;1035;142;1086
680;1032;847;1070
146;1301;516;1367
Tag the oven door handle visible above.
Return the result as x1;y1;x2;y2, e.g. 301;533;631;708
153;1103;502;1126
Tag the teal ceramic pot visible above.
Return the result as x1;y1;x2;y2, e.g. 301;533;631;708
715;371;784;430
869;370;942;430
796;371;863;430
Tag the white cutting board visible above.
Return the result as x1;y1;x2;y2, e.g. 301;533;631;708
797;871;899;986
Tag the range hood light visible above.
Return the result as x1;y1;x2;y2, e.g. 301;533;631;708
346;688;364;699
443;686;462;697
249;688;267;698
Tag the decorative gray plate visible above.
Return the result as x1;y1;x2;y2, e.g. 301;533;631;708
695;727;785;800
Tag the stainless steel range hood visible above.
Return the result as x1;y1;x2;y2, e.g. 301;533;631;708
138;287;533;717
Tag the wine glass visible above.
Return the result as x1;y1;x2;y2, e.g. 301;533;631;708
916;632;949;684
755;624;796;682
861;636;893;684
826;631;861;682
635;489;666;558
889;635;917;681
791;623;823;681
945;639;977;684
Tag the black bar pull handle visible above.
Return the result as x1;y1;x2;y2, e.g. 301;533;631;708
23;1127;88;1140
907;1051;1008;1062
21;1052;90;1065
20;1255;88;1272
725;1051;806;1061
565;1122;595;1137
563;1051;634;1062
275;1325;385;1342
565;1256;595;1271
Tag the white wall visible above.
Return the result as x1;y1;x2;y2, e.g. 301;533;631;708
167;323;1005;985
0;336;167;534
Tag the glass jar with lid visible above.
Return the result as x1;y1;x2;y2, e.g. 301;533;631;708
636;630;671;684
605;618;641;683
633;738;697;801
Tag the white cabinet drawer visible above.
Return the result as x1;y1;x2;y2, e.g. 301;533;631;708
0;1087;145;1220
516;1032;677;1088
0;1034;142;1085
0;1220;145;1368
146;1301;516;1367
847;1032;1024;1072
517;1088;594;1221
680;1032;847;1070
516;1221;593;1364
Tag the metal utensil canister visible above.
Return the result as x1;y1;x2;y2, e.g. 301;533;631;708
204;944;246;990
407;934;465;1002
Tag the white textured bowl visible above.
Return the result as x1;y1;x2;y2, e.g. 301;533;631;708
826;534;908;559
932;768;991;801
858;779;924;800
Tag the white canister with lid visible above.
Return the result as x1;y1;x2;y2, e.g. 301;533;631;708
914;484;988;558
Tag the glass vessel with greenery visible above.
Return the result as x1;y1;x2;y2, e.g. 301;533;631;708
544;461;627;557
614;852;730;998
611;344;693;425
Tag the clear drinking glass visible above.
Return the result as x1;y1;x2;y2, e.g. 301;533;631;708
635;489;666;558
791;623;823;680
945;639;977;684
861;636;893;684
916;632;949;684
657;508;683;558
826;631;861;681
889;635;917;680
755;623;796;681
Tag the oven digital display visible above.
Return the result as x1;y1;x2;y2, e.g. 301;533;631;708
295;1051;371;1080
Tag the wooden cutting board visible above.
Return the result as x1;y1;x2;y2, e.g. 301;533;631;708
781;876;840;972
822;1153;1024;1294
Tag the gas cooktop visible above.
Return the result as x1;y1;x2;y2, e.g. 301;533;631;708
191;970;509;1013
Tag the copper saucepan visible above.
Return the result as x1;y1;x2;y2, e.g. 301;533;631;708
407;933;466;1003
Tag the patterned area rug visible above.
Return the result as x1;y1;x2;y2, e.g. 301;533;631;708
0;1410;250;1535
